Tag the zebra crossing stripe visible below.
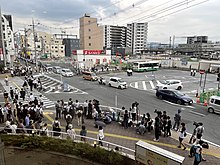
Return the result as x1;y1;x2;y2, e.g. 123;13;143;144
149;81;155;89
135;82;138;88
142;81;147;90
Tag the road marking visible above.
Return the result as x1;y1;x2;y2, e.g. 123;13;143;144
149;80;155;89
134;82;138;88
142;81;147;90
156;80;160;85
189;110;206;117
163;100;195;109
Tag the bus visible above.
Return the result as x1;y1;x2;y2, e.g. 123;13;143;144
132;61;160;72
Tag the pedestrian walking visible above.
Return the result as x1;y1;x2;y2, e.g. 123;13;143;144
177;122;187;150
9;87;14;100
153;116;161;142
189;122;199;144
14;88;19;100
67;124;76;140
3;90;9;103
167;116;172;136
55;100;62;119
76;108;83;126
83;100;88;117
80;125;87;142
20;88;26;101
130;102;136;122
97;126;104;146
0;105;4;123
195;123;204;140
5;76;8;86
193;140;203;165
123;109;129;129
173;108;182;131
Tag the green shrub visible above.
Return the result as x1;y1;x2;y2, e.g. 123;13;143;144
0;135;127;165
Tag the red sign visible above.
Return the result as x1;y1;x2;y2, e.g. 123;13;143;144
72;50;77;55
199;70;205;74
83;50;105;55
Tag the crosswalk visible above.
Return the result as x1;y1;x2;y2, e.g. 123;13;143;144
35;74;88;94
130;80;160;91
0;77;55;109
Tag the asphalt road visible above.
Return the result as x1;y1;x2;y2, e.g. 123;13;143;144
39;69;220;146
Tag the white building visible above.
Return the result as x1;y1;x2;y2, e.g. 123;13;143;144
72;49;111;69
1;15;15;66
103;25;126;49
126;22;148;55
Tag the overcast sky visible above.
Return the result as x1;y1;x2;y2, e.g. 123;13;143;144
0;0;219;43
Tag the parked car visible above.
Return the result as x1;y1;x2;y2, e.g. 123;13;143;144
156;80;183;90
208;96;220;113
156;89;193;105
53;66;62;74
108;77;127;89
61;68;74;77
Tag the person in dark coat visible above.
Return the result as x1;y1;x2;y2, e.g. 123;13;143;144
123;109;129;129
20;88;26;101
9;87;14;100
87;100;93;119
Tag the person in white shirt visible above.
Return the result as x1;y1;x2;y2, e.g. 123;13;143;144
29;93;35;103
97;126;104;146
67;124;76;140
178;122;187;150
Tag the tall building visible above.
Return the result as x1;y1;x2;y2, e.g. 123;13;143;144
103;25;126;56
79;14;103;50
126;22;148;55
187;36;208;44
0;14;15;66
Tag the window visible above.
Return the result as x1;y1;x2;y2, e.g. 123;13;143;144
55;50;58;53
61;50;63;53
89;43;91;46
89;36;91;39
214;99;220;105
88;29;91;32
88;20;91;24
52;46;54;49
55;46;58;49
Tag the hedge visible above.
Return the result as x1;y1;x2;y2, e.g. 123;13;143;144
0;135;132;165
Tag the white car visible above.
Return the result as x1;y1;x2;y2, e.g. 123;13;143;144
61;68;74;77
156;79;183;90
108;77;127;89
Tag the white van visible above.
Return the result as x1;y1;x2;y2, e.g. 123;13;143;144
208;95;220;113
61;68;74;77
108;77;127;89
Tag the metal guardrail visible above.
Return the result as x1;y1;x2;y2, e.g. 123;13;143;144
0;127;135;158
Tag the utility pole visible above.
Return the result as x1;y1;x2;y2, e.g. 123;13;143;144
32;18;37;66
172;35;175;55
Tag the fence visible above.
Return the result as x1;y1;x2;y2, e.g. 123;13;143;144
0;127;135;158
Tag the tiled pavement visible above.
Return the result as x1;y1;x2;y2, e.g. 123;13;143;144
43;112;220;165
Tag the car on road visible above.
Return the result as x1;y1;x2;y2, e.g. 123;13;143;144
53;66;62;74
61;68;74;77
156;79;183;90
208;95;220;113
82;71;98;81
156;89;193;105
108;77;127;89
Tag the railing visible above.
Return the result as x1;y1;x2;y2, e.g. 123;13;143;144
0;127;135;159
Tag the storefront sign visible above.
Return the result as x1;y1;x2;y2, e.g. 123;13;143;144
83;50;105;55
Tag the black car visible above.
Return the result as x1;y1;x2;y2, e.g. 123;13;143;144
156;89;193;105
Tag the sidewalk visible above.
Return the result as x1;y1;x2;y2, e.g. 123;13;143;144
43;112;220;165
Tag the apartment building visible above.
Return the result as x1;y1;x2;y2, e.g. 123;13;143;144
79;14;103;50
0;14;15;66
126;22;148;55
38;31;65;58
